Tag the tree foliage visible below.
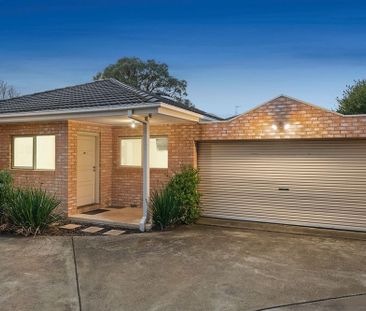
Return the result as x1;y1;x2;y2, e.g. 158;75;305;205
94;57;192;106
0;80;19;100
336;80;366;115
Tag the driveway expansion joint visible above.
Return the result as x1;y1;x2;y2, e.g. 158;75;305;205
254;292;366;311
72;237;82;311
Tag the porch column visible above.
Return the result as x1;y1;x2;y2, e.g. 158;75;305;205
140;117;150;232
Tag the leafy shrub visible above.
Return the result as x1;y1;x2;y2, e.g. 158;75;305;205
151;187;181;230
166;165;200;224
0;170;13;222
5;188;61;236
151;165;201;230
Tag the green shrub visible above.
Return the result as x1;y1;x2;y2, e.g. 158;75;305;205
0;170;13;222
5;188;61;236
151;187;181;230
151;165;201;230
166;165;201;224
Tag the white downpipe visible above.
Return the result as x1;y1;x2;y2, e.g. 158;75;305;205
127;110;150;232
140;120;150;232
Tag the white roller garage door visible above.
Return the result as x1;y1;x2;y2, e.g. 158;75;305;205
198;140;366;232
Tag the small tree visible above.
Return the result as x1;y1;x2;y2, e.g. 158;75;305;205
94;57;192;106
166;165;201;224
0;80;19;100
336;80;366;115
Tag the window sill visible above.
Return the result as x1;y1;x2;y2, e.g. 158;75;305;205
11;168;56;173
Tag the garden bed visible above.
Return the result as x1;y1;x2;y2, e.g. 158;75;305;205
0;220;140;237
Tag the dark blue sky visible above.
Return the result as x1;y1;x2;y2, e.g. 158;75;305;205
1;0;366;117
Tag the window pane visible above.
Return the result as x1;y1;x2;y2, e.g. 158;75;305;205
121;139;141;166
150;137;168;168
36;135;55;170
13;137;33;168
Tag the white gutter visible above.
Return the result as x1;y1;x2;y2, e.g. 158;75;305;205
127;110;150;232
0;103;161;118
0;102;215;123
0;103;162;123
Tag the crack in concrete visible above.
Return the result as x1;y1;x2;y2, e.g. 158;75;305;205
254;292;366;310
71;237;82;311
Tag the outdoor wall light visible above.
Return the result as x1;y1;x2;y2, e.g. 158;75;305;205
271;123;290;131
130;120;136;128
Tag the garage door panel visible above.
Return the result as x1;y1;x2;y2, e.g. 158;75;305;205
200;181;366;193
203;212;366;227
201;193;366;210
200;198;366;216
202;210;366;226
202;204;366;223
202;212;366;232
198;140;366;231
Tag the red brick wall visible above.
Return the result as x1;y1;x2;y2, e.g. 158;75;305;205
0;120;113;215
111;124;199;207
0;122;68;212
200;96;366;140
1;96;366;214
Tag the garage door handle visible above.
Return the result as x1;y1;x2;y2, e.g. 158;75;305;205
278;187;289;191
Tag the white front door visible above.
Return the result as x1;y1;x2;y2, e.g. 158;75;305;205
77;135;97;207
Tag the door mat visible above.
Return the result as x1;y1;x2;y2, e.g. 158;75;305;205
82;209;109;215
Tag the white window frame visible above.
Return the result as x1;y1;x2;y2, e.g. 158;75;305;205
120;136;168;169
12;135;56;171
120;137;142;168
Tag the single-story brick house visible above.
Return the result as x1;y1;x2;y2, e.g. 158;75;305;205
0;79;365;232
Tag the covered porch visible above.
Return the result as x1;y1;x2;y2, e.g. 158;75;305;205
69;207;148;230
67;104;203;231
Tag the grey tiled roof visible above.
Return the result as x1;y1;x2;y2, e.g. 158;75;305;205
0;79;221;120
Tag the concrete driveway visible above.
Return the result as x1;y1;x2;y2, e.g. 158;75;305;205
0;225;366;311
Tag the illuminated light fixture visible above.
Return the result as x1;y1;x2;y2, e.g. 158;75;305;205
271;124;278;130
284;123;290;130
130;120;136;128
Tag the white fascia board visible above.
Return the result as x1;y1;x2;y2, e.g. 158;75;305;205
159;103;219;122
0;103;161;123
158;103;202;122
